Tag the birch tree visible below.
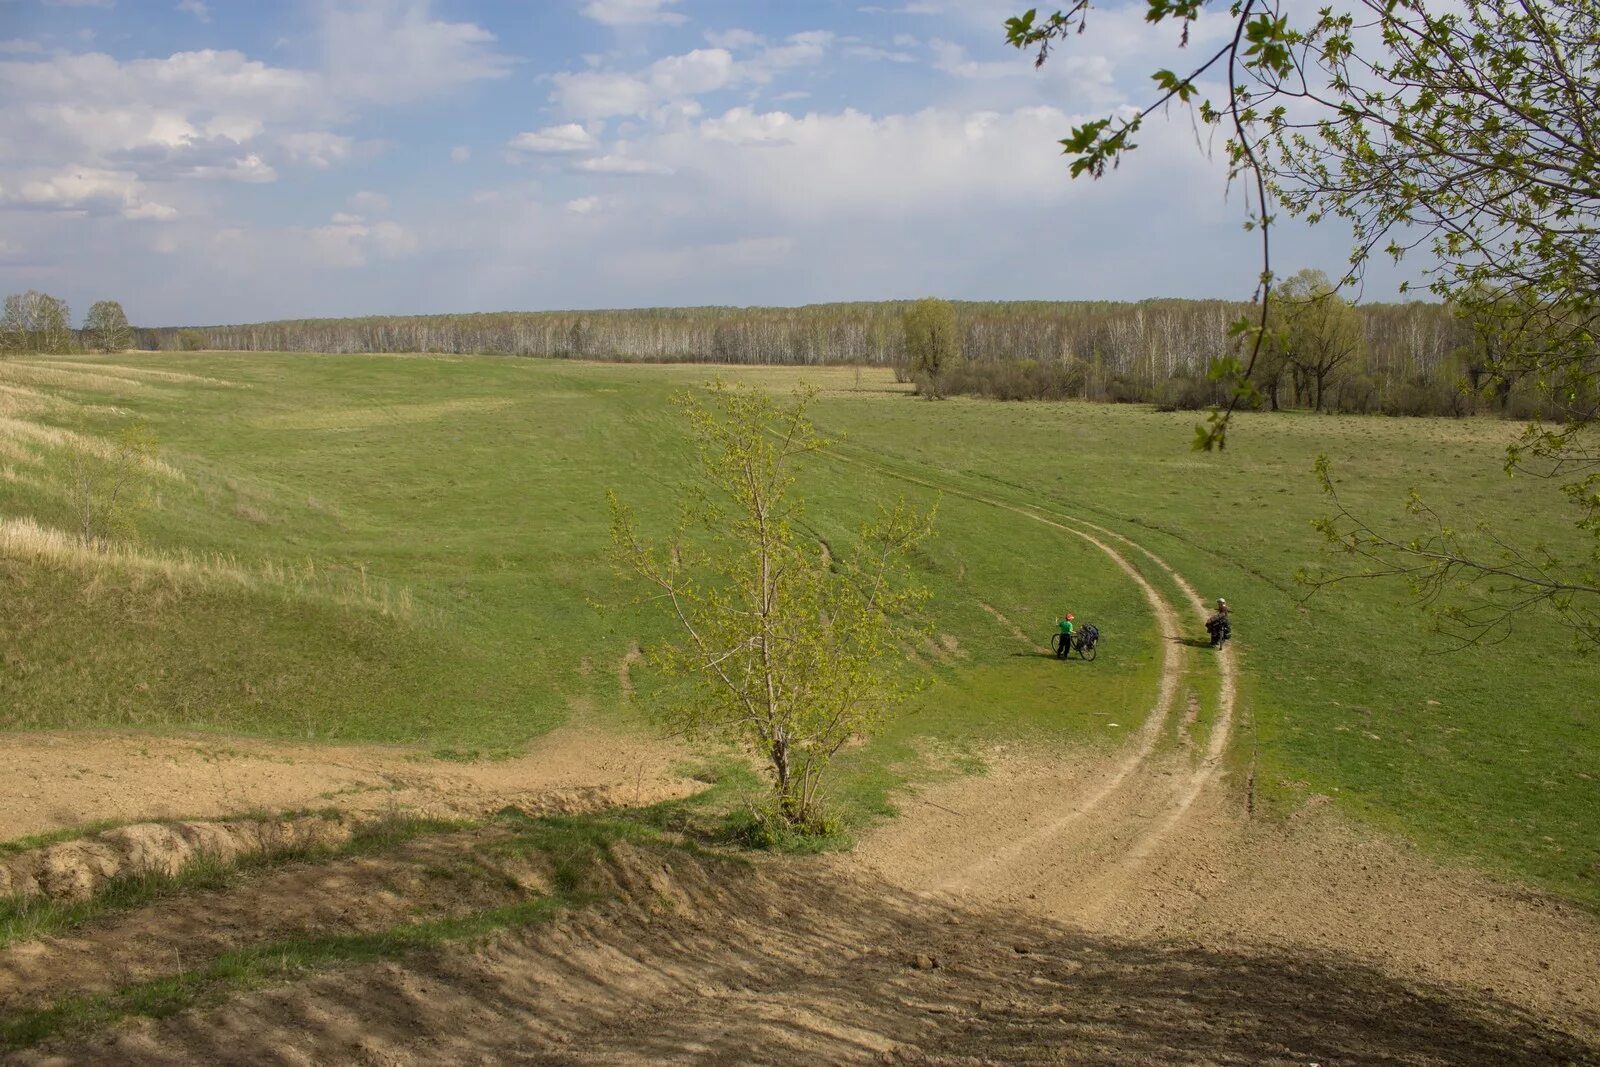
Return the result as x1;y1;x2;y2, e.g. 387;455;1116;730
84;300;133;353
608;382;935;831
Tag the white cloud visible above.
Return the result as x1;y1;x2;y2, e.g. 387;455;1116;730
550;70;655;120
574;155;673;176
704;28;762;50
318;0;514;104
652;105;1144;218
649;48;734;96
581;0;686;26
192;154;276;182
307;216;416;268
550;35;832;120
0;40;44;55
928;38;1022;79
450;145;470;163
550;47;738;120
2;165;176;220
348;190;389;213
176;0;211;22
124;200;179;220
700;108;801;145
280;130;353;168
744;30;833;78
845;44;915;63
566;196;601;214
0;50;323;168
507;123;599;154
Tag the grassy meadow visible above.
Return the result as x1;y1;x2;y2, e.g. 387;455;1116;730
0;352;1595;907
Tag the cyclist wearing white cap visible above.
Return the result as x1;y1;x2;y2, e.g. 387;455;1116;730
1206;598;1231;647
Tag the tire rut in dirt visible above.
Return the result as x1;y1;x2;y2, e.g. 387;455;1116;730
827;452;1236;915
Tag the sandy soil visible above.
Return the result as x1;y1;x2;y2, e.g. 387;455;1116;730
0;722;701;845
7;843;1594;1066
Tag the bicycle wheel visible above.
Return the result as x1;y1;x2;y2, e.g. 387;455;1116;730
1080;640;1097;662
1051;633;1067;658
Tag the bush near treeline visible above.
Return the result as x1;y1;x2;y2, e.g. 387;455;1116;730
134;298;1562;419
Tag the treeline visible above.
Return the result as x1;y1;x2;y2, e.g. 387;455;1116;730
134;298;1532;416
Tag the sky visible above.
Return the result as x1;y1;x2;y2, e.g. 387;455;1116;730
0;0;1415;326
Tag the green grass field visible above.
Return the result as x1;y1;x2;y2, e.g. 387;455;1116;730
1;352;1595;907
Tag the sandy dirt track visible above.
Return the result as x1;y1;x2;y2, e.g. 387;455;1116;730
0;723;700;845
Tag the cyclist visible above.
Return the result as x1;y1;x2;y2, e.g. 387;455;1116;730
1205;598;1231;646
1054;612;1076;658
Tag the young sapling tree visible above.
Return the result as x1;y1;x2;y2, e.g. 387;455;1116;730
608;381;935;832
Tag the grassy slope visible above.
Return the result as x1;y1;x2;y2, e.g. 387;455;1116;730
777;383;1599;906
1;354;1595;906
0;354;1154;808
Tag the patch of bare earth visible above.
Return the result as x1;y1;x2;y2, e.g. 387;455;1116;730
0;725;699;846
1;826;548;1014
8;844;1595;1065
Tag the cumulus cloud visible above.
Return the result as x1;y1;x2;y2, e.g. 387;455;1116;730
319;0;514;103
581;0;686;26
845;44;916;63
0;0;513;272
550;34;832;120
1;165;177;220
348;190;390;214
566;196;601;214
280;130;354;168
639;103;1222;225
573;154;673;176
450;145;470;163
507;124;599;154
307;215;417;268
704;28;762;50
189;153;277;182
551;49;736;119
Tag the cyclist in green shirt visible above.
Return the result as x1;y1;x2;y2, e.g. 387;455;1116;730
1054;613;1075;659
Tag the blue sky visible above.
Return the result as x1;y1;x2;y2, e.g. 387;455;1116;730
0;0;1408;325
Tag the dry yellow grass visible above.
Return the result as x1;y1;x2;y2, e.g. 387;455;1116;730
0;516;415;618
0;363;150;393
24;360;238;387
0;418;184;480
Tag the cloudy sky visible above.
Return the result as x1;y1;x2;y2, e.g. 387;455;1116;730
0;0;1407;326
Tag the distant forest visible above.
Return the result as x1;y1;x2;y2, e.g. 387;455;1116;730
133;298;1544;418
